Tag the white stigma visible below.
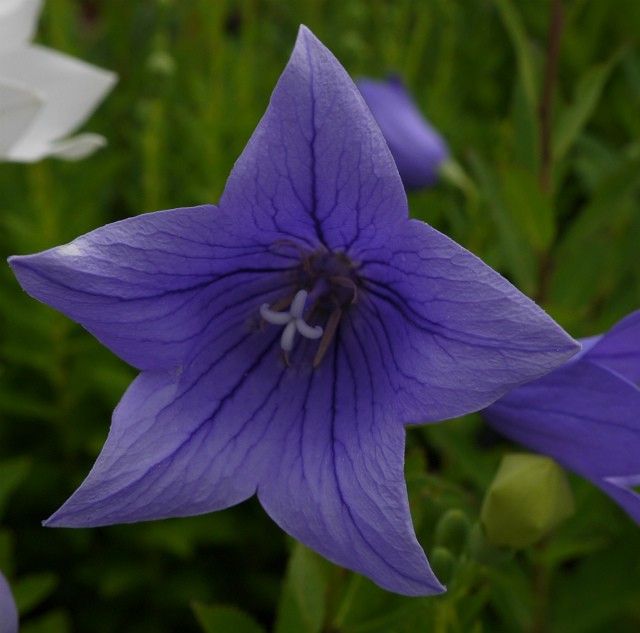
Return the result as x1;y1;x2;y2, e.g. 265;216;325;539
260;289;323;352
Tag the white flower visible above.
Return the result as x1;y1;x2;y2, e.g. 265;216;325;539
0;0;116;162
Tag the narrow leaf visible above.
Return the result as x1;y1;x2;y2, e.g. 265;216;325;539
191;602;265;633
554;53;621;161
275;542;328;633
13;573;58;615
494;0;538;109
0;457;31;518
500;166;555;252
470;153;537;295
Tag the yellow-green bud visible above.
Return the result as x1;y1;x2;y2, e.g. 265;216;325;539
481;453;574;549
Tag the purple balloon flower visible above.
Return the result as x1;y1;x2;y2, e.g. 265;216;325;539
0;571;18;633
485;310;640;523
357;76;448;190
9;27;577;595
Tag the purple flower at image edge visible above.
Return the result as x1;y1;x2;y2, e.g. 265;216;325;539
357;75;449;190
9;26;578;595
485;310;640;522
0;571;18;633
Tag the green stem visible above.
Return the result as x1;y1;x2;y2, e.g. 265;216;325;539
535;0;564;304
538;0;564;194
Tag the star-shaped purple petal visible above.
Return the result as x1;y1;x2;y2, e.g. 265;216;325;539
9;26;578;595
485;309;640;523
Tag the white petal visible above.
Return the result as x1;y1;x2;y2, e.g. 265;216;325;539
0;44;116;160
0;0;41;50
49;132;107;160
0;78;42;155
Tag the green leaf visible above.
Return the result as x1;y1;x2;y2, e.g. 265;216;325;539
275;542;329;633
622;50;640;100
551;540;640;633
494;0;538;109
331;574;432;633
20;610;71;633
558;148;640;244
469;153;538;295
500;166;555;252
510;80;540;172
424;414;497;490
554;53;621;162
13;573;58;615
0;457;31;518
550;149;640;315
572;135;618;191
494;0;540;172
0;529;13;570
486;560;533;631
191;603;265;633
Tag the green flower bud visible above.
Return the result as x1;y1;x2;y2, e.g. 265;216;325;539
435;509;471;554
481;453;574;549
430;546;456;585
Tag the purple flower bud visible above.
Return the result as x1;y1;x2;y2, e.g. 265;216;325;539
357;75;448;189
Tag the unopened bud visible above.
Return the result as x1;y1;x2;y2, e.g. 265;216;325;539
430;546;455;585
481;453;574;548
435;509;471;554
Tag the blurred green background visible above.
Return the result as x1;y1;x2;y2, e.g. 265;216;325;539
1;0;639;631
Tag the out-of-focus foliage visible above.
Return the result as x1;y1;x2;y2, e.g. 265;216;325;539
0;0;638;631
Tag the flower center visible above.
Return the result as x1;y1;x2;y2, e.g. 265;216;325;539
260;249;359;367
260;289;323;353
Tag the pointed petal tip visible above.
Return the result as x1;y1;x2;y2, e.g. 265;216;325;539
7;252;40;287
43;505;112;529
365;557;447;597
104;68;119;88
6;253;31;278
431;581;447;596
296;23;314;40
51;132;108;160
42;512;63;528
42;508;79;528
388;572;446;597
416;576;447;597
85;63;117;94
294;24;325;56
